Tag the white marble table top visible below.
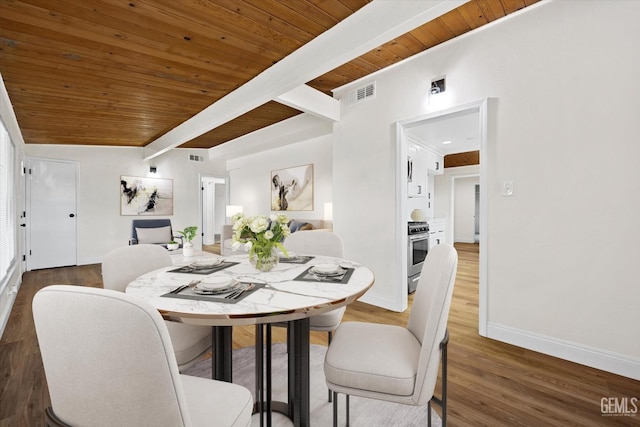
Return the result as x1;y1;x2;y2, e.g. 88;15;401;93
126;254;375;326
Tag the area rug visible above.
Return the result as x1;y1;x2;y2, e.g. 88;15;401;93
183;343;442;427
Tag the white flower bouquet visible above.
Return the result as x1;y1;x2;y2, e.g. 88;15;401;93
231;213;290;270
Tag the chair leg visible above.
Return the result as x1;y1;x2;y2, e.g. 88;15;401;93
429;329;449;427
327;331;333;402
332;391;338;427
427;400;432;427
441;329;448;427
346;394;350;427
45;407;71;427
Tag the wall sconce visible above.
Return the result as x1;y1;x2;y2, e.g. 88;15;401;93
430;77;446;95
226;205;243;218
149;166;157;174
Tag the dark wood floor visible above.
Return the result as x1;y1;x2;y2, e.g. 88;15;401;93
1;244;638;426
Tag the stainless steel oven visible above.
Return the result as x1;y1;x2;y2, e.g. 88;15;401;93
408;222;429;293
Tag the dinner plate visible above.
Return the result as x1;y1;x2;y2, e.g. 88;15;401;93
310;264;344;276
195;275;237;293
191;256;223;267
193;282;240;295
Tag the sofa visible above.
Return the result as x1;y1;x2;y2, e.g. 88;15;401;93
221;219;328;256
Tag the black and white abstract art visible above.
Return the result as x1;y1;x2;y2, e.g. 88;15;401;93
271;164;314;211
120;175;173;215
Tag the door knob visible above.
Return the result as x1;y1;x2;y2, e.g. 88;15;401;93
69;214;75;218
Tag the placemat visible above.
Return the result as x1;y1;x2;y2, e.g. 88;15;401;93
161;282;264;304
168;261;239;275
279;255;314;264
294;266;354;284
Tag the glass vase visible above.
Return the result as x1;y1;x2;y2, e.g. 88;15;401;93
249;246;279;272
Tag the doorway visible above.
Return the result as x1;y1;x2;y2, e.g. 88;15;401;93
26;157;78;270
200;175;227;254
397;98;488;335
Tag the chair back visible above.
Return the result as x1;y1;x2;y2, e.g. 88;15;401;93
33;285;191;427
284;230;345;258
131;218;174;245
407;244;458;405
102;244;172;292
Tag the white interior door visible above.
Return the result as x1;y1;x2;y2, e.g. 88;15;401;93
28;158;77;270
454;176;479;243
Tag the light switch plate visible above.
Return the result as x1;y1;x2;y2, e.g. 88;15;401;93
503;180;514;196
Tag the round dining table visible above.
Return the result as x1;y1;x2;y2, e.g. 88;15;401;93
126;253;374;427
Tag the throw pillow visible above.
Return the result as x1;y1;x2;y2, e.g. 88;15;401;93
288;220;312;233
136;226;172;244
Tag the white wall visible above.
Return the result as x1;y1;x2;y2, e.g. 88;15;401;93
227;135;332;221
332;1;640;378
23;145;227;265
0;73;26;338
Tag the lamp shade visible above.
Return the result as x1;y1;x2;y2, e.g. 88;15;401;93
226;205;243;217
324;202;333;221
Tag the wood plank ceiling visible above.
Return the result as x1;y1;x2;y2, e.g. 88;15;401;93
0;0;540;150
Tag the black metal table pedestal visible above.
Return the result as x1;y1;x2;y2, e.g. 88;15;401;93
213;320;311;427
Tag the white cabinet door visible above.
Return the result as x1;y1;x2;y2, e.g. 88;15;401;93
425;148;444;175
407;144;427;197
28;158;77;270
428;219;446;250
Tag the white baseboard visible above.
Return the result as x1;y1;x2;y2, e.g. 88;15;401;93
358;291;406;312
454;238;476;244
487;322;640;381
0;280;20;340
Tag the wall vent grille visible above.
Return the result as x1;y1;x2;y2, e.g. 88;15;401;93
189;154;205;162
348;82;376;104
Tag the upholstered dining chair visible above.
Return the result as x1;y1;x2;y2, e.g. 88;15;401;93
283;230;347;401
102;244;211;371
33;285;253;427
284;230;347;340
324;244;458;427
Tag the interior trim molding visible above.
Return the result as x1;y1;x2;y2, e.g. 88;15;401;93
487;322;640;381
358;291;399;312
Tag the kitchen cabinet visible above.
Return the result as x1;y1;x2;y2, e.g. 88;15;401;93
428;218;446;250
407;144;427;197
425;148;444;175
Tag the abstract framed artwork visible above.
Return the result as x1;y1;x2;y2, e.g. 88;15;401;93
120;175;174;215
271;164;314;211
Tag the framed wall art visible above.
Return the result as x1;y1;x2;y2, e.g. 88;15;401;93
120;175;174;215
271;164;314;211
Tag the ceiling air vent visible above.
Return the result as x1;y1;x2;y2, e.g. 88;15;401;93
348;82;376;105
189;154;205;162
